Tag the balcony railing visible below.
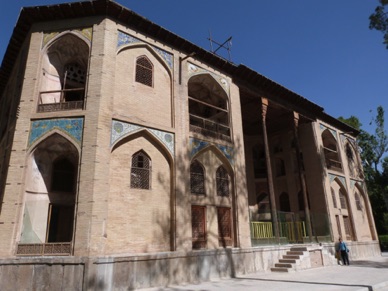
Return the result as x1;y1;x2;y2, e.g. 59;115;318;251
189;114;231;142
16;242;72;256
38;88;84;112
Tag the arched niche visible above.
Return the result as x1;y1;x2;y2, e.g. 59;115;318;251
188;74;230;140
20;133;79;246
39;32;90;111
322;129;342;171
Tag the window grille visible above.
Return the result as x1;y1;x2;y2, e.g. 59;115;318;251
135;56;153;87
216;166;230;197
331;188;337;208
339;190;347;209
336;215;342;238
65;63;86;84
190;160;205;195
192;205;207;249
355;193;362;210
131;151;151;189
343;216;353;240
217;207;232;247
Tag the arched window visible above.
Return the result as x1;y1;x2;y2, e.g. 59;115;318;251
135;56;153;87
216;165;230;197
131;151;151;189
190;160;205;195
279;192;291;212
52;157;75;192
339;189;347;209
331;187;338;208
355;192;362;210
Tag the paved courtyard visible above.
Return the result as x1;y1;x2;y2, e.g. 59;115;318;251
141;253;388;291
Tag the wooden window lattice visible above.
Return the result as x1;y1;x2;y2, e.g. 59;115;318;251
331;188;337;208
343;216;353;240
216;166;230;197
131;151;151;189
355;193;362;210
192;205;206;249
339;191;347;209
217;207;232;247
135;56;153;87
190;160;205;195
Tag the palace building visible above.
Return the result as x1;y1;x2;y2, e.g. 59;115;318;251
0;0;380;289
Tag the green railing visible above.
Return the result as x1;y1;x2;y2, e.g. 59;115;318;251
250;221;306;242
250;222;273;239
250;211;331;245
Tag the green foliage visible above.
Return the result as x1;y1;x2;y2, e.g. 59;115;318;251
379;234;388;251
338;116;362;131
370;0;388;48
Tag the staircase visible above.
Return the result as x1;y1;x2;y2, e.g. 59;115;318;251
271;246;308;272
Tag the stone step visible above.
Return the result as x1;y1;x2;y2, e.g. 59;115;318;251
287;251;304;256
290;247;307;252
283;255;300;260
279;259;296;264
271;267;290;272
275;263;293;268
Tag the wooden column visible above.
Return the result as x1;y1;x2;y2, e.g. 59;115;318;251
293;112;313;242
261;98;280;240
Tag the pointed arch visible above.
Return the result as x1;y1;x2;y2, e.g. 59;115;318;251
130;150;151;189
322;129;342;170
39;32;90;111
18;133;79;254
111;128;173;166
190;159;205;195
135;55;153;87
28;128;82;154
331;177;355;241
354;183;377;240
188;73;231;141
216;165;230;197
117;43;172;78
191;144;234;175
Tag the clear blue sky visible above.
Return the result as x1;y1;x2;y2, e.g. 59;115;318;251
1;0;388;135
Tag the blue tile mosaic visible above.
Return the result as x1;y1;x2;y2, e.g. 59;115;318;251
111;120;174;156
187;63;229;95
28;118;84;148
117;31;173;69
189;137;234;165
329;173;347;190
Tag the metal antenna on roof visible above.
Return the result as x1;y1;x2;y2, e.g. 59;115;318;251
208;30;232;61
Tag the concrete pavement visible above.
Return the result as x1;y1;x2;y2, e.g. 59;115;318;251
140;253;388;291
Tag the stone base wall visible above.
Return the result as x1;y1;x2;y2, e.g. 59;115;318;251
0;241;381;290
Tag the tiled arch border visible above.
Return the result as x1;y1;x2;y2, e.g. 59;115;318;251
111;120;174;156
189;137;234;165
117;31;173;70
28;118;84;149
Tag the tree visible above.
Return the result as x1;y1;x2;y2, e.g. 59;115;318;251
370;0;388;48
339;106;388;235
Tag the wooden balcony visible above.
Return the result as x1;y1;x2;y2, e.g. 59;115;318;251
189;114;231;142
